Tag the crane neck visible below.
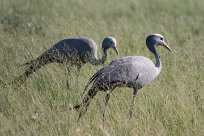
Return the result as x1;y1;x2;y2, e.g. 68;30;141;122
99;49;108;64
90;49;107;66
153;48;162;75
147;42;162;69
146;35;163;76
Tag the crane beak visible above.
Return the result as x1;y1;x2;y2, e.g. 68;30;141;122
113;47;118;55
162;41;172;52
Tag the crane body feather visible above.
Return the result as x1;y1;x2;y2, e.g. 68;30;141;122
49;38;98;64
89;56;158;91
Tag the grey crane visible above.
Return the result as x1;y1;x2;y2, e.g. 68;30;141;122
12;37;118;87
73;33;172;120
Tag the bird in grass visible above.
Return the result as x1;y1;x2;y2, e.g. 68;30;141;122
73;33;172;120
12;37;118;88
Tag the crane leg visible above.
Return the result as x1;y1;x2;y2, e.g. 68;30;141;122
129;88;138;118
102;93;110;121
66;65;71;89
102;86;117;121
75;66;82;87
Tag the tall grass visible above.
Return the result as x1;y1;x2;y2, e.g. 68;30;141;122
0;0;204;135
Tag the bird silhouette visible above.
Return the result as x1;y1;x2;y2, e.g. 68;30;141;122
11;37;118;87
73;33;172;120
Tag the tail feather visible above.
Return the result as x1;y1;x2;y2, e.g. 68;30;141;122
18;60;34;67
81;67;105;96
11;55;51;86
12;62;42;86
76;88;98;110
74;87;98;121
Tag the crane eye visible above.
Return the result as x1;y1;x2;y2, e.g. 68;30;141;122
160;37;163;41
110;41;114;44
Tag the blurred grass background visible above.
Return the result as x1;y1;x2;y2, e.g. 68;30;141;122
0;0;204;135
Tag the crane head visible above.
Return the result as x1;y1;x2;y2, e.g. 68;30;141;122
146;33;172;52
102;36;118;55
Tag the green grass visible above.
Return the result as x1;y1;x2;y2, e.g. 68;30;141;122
0;0;204;135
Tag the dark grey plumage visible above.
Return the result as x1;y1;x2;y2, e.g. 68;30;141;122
12;37;118;86
73;33;172;120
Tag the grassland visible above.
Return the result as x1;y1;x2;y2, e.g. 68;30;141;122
0;0;204;135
